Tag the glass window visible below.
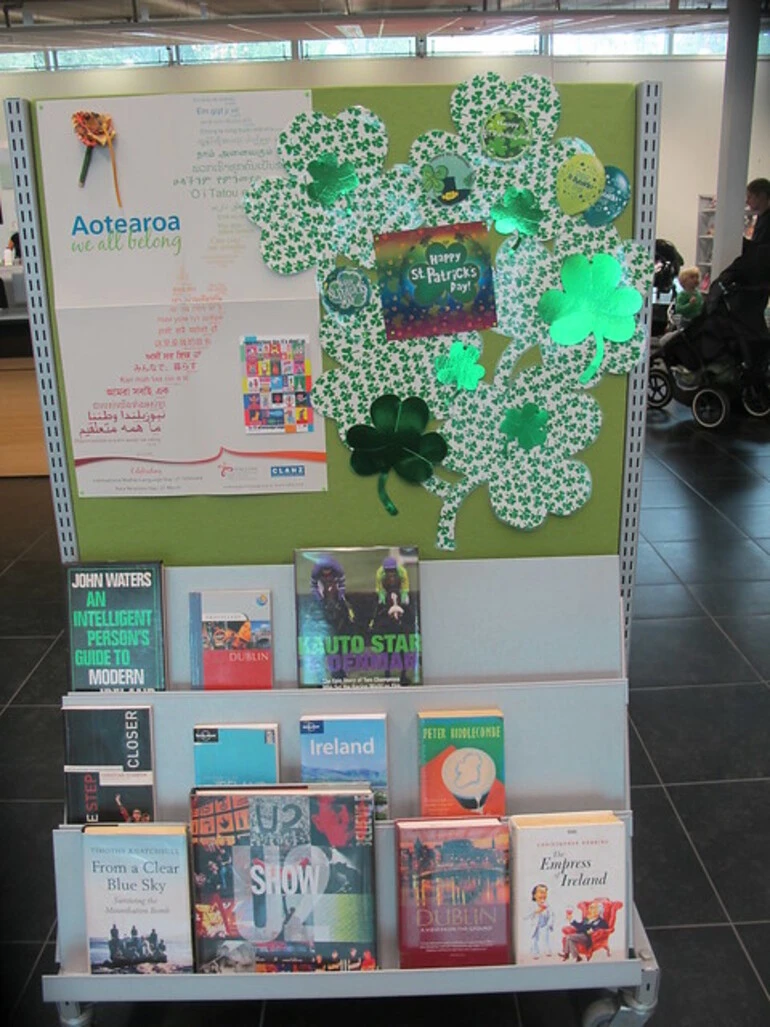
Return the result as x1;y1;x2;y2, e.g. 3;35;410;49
759;30;770;57
0;50;47;71
552;32;668;57
428;34;539;57
55;46;170;69
671;30;727;56
177;42;290;64
300;37;415;60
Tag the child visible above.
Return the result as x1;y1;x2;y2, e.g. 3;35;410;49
674;266;704;323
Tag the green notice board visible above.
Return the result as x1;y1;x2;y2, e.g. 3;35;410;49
45;82;638;566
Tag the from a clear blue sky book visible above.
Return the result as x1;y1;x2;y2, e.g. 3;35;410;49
83;823;194;974
193;723;279;787
300;713;389;819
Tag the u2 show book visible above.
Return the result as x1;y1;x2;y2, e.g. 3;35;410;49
64;705;155;824
189;589;273;690
190;787;377;973
66;562;166;691
83;823;194;974
295;546;421;687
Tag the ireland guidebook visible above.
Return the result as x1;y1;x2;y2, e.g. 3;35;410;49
300;713;389;819
294;546;421;687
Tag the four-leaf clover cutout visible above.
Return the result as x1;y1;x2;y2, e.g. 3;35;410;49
500;402;550;452
307;152;360;209
346;395;448;516
491;187;544;239
537;253;643;385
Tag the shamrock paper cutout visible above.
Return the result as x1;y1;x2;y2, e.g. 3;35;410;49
537;253;643;385
422;163;448;196
346;395;448;516
491;187;544;238
435;342;485;392
500;402;549;452
307;152;359;208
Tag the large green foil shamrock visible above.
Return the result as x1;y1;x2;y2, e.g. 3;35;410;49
346;395;448;516
500;402;549;452
491;187;544;238
306;152;360;208
435;341;485;392
537;252;643;385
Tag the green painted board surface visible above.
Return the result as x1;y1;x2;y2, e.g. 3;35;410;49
41;83;638;566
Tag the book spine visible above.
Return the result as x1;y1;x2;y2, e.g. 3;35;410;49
188;592;203;689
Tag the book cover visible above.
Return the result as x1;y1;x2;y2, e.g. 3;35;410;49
418;709;505;817
193;724;279;787
510;811;627;966
83;823;194;974
397;817;510;969
295;546;421;687
189;589;273;690
64;705;155;824
300;714;389;820
66;562;165;691
191;787;376;973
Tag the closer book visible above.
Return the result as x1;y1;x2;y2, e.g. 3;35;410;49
189;589;273;690
191;786;377;972
193;723;279;787
418;709;505;817
300;713;389;819
83;823;194;974
294;546;421;687
397;817;510;969
510;811;628;966
64;705;155;824
66;562;166;691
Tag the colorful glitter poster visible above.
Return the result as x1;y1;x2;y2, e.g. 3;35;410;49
241;335;314;434
374;222;497;341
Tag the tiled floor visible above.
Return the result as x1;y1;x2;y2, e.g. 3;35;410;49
2;403;770;1025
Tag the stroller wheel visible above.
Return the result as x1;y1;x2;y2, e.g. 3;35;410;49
741;384;770;419
648;366;673;409
692;387;730;429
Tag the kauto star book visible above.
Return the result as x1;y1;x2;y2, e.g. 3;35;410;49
189;589;273;690
418;709;505;817
300;713;389;819
295;546;421;687
193;723;279;787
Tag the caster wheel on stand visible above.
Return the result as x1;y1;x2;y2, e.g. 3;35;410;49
692;387;730;429
582;996;618;1027
647;365;673;409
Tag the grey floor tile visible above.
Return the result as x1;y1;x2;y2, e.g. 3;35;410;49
689;581;770;617
737;923;770;995
717;616;770;679
0;707;64;800
12;634;69;705
631;584;701;620
0;800;61;942
639;505;745;543
652;539;770;583
629;618;758;688
640;478;699;508
634;542;679;586
0;637;59;706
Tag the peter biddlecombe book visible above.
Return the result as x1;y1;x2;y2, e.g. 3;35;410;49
66;562;165;691
193;724;279;787
189;589;273;690
510;811;627;967
300;714;389;819
418;709;505;817
191;787;376;972
397;817;510;969
64;706;155;824
295;546;421;687
83;823;194;974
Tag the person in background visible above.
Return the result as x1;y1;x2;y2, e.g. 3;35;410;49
7;231;20;260
745;178;770;249
674;266;704;323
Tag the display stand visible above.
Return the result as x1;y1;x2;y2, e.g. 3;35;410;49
5;80;661;1027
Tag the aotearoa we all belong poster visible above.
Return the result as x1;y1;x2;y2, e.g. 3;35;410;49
34;92;327;498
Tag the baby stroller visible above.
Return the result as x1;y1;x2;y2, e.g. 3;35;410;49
651;239;684;338
648;255;770;428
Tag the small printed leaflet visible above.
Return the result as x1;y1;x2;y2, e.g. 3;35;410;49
189;589;273;690
397;817;510;968
510;811;628;966
64;705;155;824
241;336;314;435
83;823;194;974
66;562;166;691
191;787;376;973
300;714;389;819
193;724;279;787
294;546;422;688
419;709;505;817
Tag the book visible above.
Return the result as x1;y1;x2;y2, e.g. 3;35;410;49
295;546;421;687
66;562;165;691
190;786;376;972
64;705;155;824
83;823;194;974
397;817;510;968
189;589;273;690
300;714;389;820
510;811;627;966
418;709;505;817
193;723;279;787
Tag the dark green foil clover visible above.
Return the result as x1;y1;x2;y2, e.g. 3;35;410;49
491;187;544;239
306;152;359;209
435;341;485;392
500;402;550;453
346;395;448;516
